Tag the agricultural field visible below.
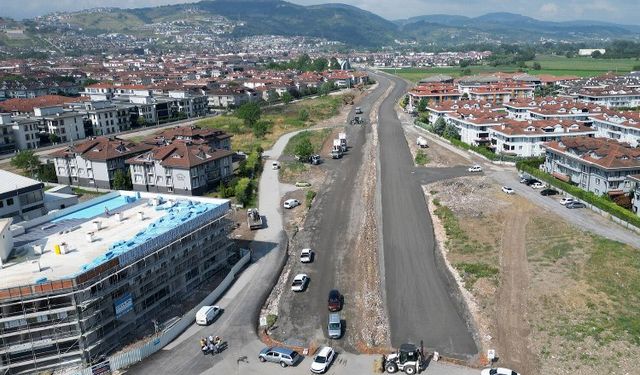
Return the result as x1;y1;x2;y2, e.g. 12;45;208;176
388;54;638;82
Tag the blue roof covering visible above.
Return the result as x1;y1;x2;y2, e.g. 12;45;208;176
74;199;222;276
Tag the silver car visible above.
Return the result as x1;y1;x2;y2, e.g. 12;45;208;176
327;313;342;339
258;347;301;368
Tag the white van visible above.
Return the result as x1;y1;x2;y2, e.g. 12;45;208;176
195;305;221;325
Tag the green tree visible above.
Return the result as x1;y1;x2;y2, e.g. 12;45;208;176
136;116;147;127
253;120;270;139
443;123;460;139
234;177;253;207
400;95;409;109
37;163;57;183
329;57;340;70
294;138;314;162
243;151;262;178
433;117;447;136
459;59;470;67
281;91;293;105
632;64;640;71
236;102;261;127
319;81;335;96
532;62;542;70
112;169;132;190
461;68;472;76
312;58;328;72
591;50;603;58
49;133;60;144
11;150;41;177
417;98;428;112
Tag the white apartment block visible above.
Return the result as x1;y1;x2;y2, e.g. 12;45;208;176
35;106;85;143
590;111;640;147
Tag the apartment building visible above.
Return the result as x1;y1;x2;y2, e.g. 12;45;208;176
408;83;462;110
10;116;40;150
0;192;236;374
491;119;596;158
628;174;640;215
127;141;233;196
0;115;15;154
0;170;45;221
543;136;640;195
50;137;152;189
149;125;232;151
34;106;85;143
426;100;502;124
590;110;640;147
79;101;134;136
504;98;603;122
445;109;507;146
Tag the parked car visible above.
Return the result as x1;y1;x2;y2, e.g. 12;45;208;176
283;199;301;209
355;107;363;114
311;154;322;165
501;186;515;195
195;305;222;325
520;177;537;185
291;274;309;292
327;313;342;339
559;197;575;205
300;248;313;263
566;201;586;209
258;347;301;368
328;289;343;311
468;165;482;172
272;161;280;170
310;346;335;374
481;368;520;375
531;182;545;189
540;188;559;196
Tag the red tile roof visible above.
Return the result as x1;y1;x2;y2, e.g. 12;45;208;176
127;141;233;169
49;137;152;161
0;95;87;114
543;136;640;170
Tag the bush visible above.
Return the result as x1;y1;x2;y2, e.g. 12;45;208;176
305;190;317;208
415;150;429;165
266;314;277;328
298;108;309;122
516;161;640;229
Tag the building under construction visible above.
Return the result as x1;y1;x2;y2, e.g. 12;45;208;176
0;191;237;374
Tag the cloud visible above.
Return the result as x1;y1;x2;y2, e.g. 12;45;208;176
540;2;559;16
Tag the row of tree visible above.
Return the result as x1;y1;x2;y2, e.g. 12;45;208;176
266;54;342;72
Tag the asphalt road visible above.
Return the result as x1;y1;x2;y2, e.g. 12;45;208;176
273;82;388;351
374;72;478;358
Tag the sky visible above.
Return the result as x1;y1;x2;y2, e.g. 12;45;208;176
2;0;638;25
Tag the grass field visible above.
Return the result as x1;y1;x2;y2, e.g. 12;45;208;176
389;54;639;82
197;95;343;152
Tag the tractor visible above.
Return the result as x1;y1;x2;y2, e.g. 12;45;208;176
383;343;425;374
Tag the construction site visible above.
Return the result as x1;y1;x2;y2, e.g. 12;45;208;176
0;191;237;374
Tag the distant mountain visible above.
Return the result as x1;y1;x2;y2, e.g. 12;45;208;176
37;3;640;47
397;12;640;43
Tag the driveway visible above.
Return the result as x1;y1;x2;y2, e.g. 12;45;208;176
374;71;478;358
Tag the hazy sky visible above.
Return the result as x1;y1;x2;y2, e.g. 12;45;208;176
2;0;638;24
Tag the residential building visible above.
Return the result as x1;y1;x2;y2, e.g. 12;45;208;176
408;83;462;110
10;116;40;150
0;170;45;222
50;137;152;189
148;125;232;151
628;174;640;215
542;137;640;195
445;109;507;146
35;106;86;143
80;101;131;136
0;114;15;154
590;110;640;147
491;119;596;158
0;191;237;374
127;141;233;195
426;100;502;124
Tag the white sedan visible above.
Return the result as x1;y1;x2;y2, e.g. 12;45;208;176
481;367;521;375
468;165;483;172
291;274;309;292
501;186;515;195
300;248;313;263
310;346;335;374
531;182;545;189
283;199;301;209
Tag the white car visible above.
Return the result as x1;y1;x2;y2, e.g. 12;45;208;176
300;248;313;263
272;161;280;170
283;199;300;209
559;197;575;205
468;165;482;172
310;346;335;374
531;182;545;189
481;367;521;375
501;186;515;195
291;274;309;292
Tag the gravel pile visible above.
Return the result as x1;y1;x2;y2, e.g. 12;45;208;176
429;176;507;218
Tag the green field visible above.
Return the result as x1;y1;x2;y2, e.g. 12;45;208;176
389;54;639;82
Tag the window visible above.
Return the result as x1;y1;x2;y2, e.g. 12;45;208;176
6;198;13;206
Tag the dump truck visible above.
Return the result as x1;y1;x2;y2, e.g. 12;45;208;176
338;132;347;152
331;139;343;159
247;208;263;230
416;136;428;148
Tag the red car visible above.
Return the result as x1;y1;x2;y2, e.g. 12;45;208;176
328;289;343;312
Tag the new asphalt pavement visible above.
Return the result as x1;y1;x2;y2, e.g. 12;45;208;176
374;72;478;358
